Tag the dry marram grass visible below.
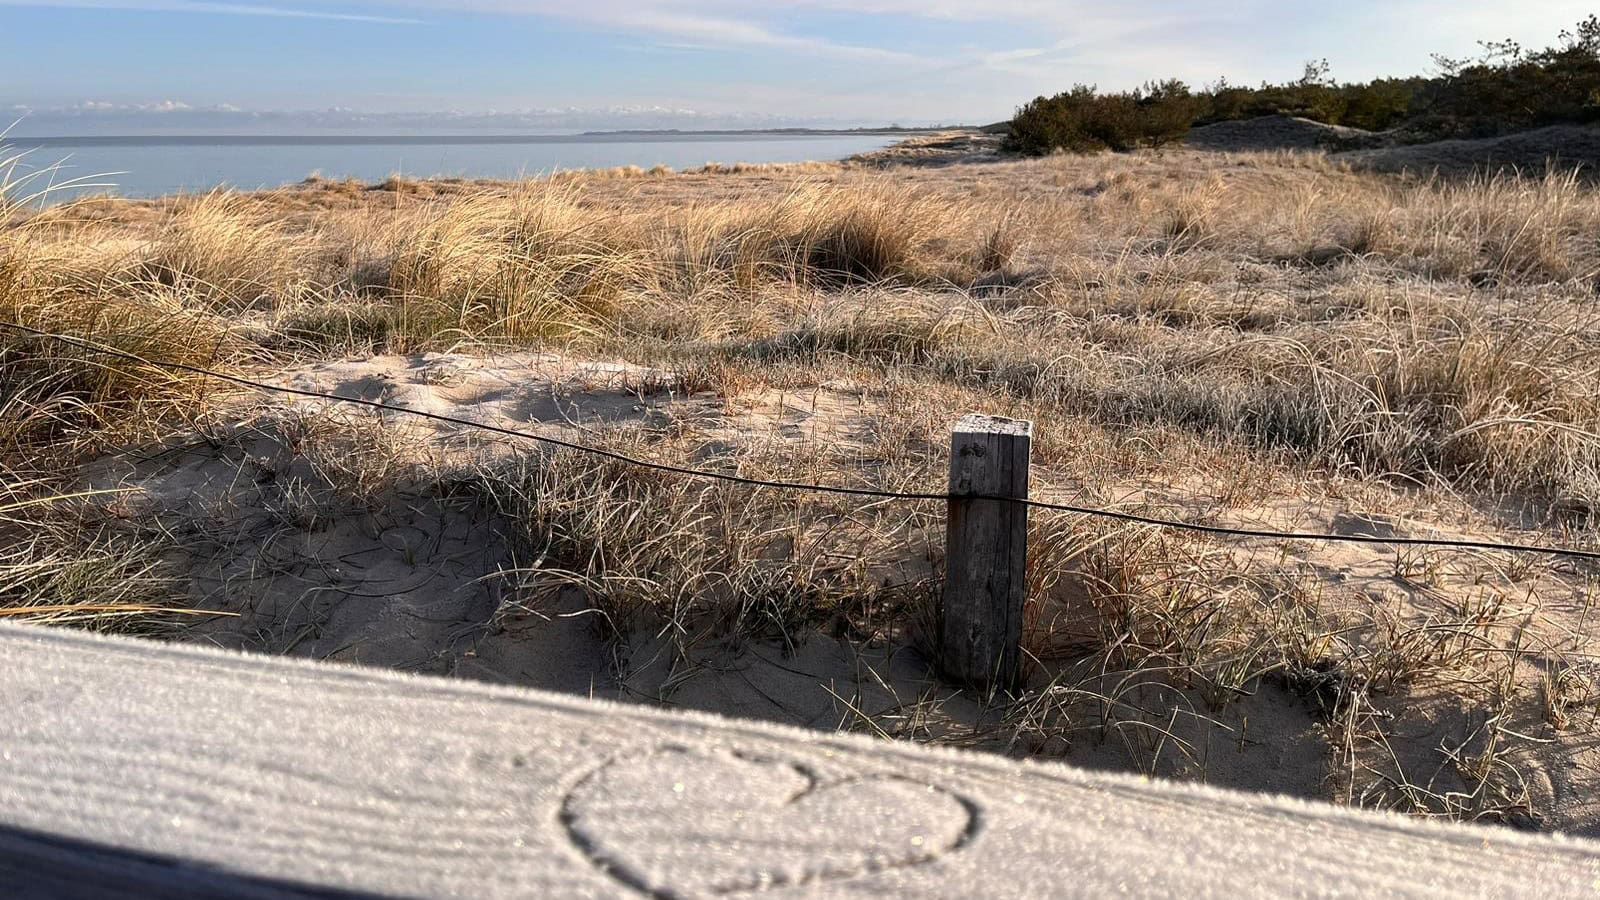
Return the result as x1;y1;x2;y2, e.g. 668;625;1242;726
4;143;1600;832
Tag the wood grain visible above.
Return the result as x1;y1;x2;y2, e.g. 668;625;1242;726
941;413;1031;690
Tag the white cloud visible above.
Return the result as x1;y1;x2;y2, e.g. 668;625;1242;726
620;9;912;60
58;99;261;114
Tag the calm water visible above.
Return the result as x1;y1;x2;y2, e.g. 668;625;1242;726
4;133;899;201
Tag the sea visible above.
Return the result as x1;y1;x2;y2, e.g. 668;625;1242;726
1;132;901;201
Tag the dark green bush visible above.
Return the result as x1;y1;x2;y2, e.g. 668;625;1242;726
1195;66;1418;132
1005;80;1202;154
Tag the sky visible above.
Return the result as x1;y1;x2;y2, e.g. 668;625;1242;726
4;0;1599;133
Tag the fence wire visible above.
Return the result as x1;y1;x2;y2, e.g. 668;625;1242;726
4;320;1598;563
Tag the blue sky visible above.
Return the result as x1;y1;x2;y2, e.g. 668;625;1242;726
4;1;1598;132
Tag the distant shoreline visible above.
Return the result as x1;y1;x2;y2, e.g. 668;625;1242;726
578;127;964;136
6;130;961;148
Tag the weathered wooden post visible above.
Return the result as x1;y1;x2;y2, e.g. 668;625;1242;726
941;413;1031;692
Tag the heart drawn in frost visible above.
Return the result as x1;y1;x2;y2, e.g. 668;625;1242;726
560;746;977;896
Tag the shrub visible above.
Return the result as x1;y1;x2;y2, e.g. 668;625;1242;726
1006;81;1202;155
1196;69;1418;132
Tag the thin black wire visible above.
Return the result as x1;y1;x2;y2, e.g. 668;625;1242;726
5;320;1599;563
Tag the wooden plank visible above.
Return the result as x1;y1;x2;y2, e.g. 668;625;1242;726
941;413;1031;690
1;622;1597;898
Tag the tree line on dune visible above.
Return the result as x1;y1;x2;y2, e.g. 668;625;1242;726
1006;16;1600;155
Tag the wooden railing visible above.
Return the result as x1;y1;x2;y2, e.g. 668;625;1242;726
1;621;1595;897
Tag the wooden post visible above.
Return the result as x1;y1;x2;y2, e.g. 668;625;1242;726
941;413;1031;692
